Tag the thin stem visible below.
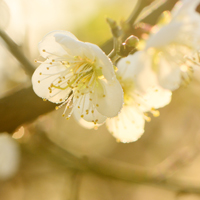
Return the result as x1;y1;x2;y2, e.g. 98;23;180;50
0;29;35;76
126;0;150;25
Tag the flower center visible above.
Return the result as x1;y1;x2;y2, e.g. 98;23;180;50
35;49;107;123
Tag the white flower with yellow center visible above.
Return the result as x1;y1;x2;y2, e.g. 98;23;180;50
106;52;172;143
141;0;200;91
75;52;172;143
32;30;123;124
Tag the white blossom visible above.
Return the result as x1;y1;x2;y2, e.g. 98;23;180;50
141;0;200;91
106;52;171;143
32;30;123;124
75;52;172;143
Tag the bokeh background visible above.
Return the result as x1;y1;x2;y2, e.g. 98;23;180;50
1;0;200;199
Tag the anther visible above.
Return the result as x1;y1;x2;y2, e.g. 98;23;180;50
38;80;40;83
96;104;99;107
39;72;42;75
47;67;49;70
89;98;92;101
103;95;106;97
55;106;59;110
91;110;94;113
78;106;80;109
81;115;84;118
60;99;62;101
42;49;46;52
43;98;47;101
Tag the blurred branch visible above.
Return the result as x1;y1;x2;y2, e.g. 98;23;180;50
0;87;55;133
22;132;200;195
69;172;82;200
0;0;178;134
102;0;178;54
0;29;35;76
126;0;152;25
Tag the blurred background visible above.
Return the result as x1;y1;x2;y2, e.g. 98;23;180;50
1;0;200;199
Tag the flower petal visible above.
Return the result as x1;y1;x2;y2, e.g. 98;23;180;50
54;33;93;59
73;111;101;129
141;86;172;111
73;93;107;124
118;51;159;94
38;30;77;58
32;62;71;103
106;106;145;143
94;79;123;118
157;57;181;90
86;43;115;81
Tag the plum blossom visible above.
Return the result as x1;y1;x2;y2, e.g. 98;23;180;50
140;0;200;91
75;52;172;143
32;30;123;124
106;52;172;143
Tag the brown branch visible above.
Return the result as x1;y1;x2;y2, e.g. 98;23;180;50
0;87;55;133
0;29;35;76
22;132;200;195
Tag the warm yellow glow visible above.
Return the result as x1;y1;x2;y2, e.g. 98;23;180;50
12;126;25;139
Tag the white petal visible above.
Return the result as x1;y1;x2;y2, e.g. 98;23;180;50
145;22;182;49
117;52;143;80
172;0;200;20
38;30;77;58
87;43;115;81
120;51;159;94
94;79;123;118
73;111;101;129
73;93;107;124
55;33;93;58
157;57;181;91
106;106;145;143
32;62;71;103
141;86;172;111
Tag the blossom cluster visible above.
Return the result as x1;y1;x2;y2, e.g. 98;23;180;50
32;0;200;143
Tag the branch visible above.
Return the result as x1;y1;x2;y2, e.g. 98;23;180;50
0;29;35;76
22;132;200;195
0;87;55;133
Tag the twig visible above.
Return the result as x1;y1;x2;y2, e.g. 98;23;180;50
21;132;200;195
0;29;35;76
126;0;151;25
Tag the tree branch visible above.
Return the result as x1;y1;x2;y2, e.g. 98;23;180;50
0;29;35;76
22;132;200;195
